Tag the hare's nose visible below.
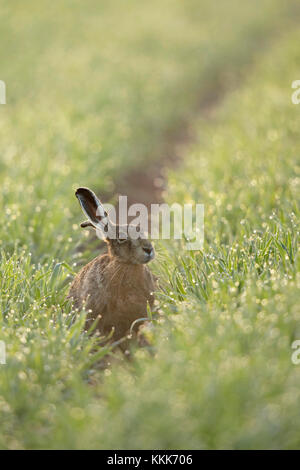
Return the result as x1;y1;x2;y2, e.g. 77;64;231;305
143;247;152;255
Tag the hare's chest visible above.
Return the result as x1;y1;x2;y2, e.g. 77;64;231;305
110;279;150;309
99;264;155;339
104;267;153;314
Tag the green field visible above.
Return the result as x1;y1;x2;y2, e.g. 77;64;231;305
0;0;300;449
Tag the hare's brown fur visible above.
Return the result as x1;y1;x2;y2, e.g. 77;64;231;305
68;187;157;342
68;253;156;340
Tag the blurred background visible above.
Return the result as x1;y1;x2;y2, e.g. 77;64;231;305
0;0;298;257
0;0;300;450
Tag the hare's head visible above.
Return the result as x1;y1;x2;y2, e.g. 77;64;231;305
75;187;155;265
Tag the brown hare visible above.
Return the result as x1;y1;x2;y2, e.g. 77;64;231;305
68;187;157;344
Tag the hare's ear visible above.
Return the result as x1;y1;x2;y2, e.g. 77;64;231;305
75;187;108;232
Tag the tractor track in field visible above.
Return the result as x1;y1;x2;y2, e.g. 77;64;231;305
75;84;223;263
101;17;300;215
101;86;221;212
75;81;222;256
79;24;298;251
